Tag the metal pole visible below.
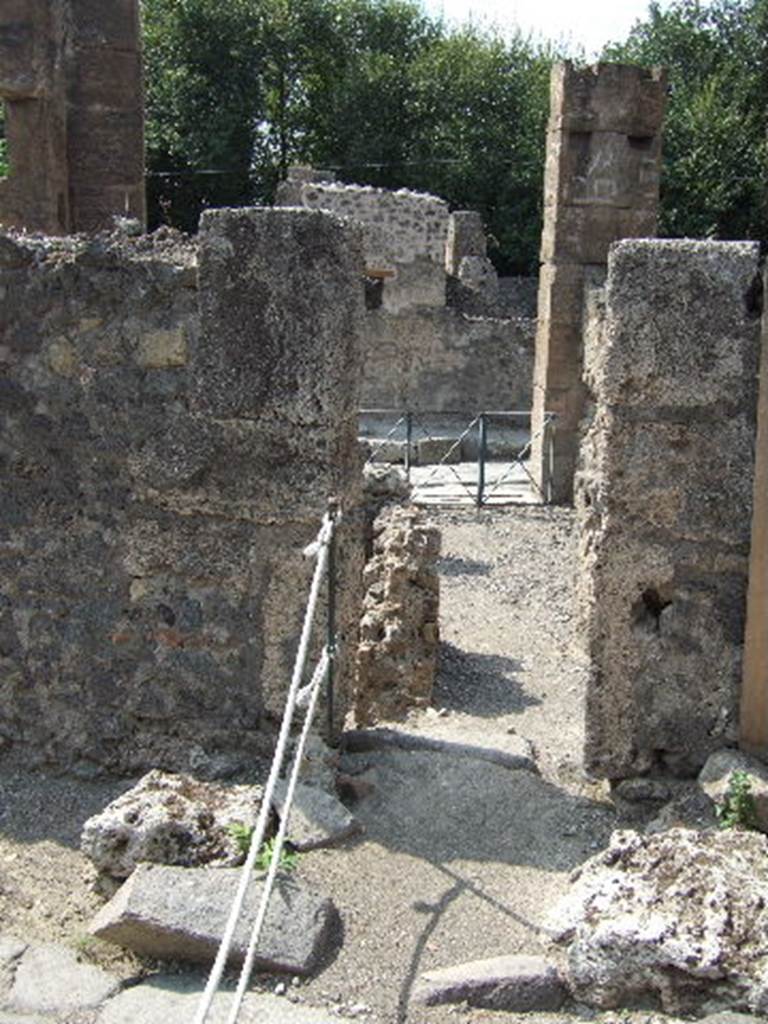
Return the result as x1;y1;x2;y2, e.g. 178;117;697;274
326;502;337;741
476;413;487;508
404;411;413;480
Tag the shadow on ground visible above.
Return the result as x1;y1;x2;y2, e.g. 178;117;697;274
435;642;541;717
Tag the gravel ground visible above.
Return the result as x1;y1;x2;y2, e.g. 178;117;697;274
0;505;656;1023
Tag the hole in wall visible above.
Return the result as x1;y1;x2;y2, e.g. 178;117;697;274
364;277;383;310
631;586;673;634
0;102;8;179
744;270;763;319
627;135;653;151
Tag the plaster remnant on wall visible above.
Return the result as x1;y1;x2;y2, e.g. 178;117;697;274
577;239;761;779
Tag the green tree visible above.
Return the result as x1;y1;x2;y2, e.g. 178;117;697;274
141;0;264;229
605;0;768;242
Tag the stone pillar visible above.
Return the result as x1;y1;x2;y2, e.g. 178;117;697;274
578;239;762;779
0;0;69;233
531;62;666;504
194;207;366;736
66;0;146;231
445;210;486;276
741;265;768;755
0;0;145;234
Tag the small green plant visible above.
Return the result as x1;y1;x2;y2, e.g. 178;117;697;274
715;769;758;831
226;822;299;872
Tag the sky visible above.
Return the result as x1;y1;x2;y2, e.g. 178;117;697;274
421;0;663;57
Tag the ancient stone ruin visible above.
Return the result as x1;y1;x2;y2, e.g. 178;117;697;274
530;62;667;503
577;239;762;779
277;166;536;414
0;210;364;774
0;0;145;234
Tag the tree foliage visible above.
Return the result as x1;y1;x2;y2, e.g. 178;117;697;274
604;0;768;242
140;0;552;271
141;0;768;273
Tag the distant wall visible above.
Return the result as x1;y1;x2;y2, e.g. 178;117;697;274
0;209;365;775
277;170;537;415
577;239;762;779
361;309;535;413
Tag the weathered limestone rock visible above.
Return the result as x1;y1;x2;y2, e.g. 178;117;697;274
445;210;487;276
271;779;359;851
412;954;567;1010
578;240;762;779
355;507;440;724
530;62;666;503
90;864;337;973
81;770;263;879
699;749;768;832
550;828;768;1014
9;944;119;1014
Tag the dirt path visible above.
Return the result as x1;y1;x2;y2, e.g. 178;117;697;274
0;504;624;1022
297;506;618;1022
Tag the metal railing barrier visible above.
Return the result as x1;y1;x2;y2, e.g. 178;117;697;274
359;409;557;507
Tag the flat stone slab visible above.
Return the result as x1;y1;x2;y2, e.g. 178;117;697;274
342;724;537;773
271;780;360;851
90;864;337;974
98;974;335;1024
412;954;567;1010
9;943;120;1014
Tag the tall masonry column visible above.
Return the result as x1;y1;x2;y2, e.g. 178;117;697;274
530;62;666;504
0;0;145;234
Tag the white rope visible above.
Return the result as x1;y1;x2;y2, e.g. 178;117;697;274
192;513;334;1024
225;650;329;1024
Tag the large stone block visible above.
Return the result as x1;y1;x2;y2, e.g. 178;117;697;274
578;240;761;778
540;204;658;263
90;864;338;974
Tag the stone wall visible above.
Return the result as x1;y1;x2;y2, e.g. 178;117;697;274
0;0;145;234
741;263;768;754
577;239;762;779
361;308;535;413
276;170;536;415
0;208;365;775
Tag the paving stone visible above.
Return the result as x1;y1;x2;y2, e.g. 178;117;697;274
411;953;567;1010
0;938;27;966
0;1014;49;1024
8;944;120;1014
90;864;338;974
271;779;360;851
98;974;335;1023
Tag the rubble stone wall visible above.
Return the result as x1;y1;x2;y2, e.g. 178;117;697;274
355;505;440;724
577;239;762;779
0;208;365;775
